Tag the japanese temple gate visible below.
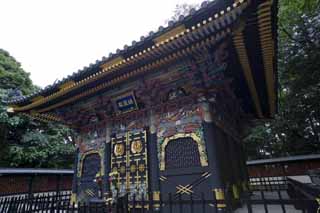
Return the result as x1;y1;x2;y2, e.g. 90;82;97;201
6;0;278;210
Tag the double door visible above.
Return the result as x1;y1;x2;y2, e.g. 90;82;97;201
110;130;148;200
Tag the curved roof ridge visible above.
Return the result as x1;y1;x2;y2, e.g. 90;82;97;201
5;0;230;105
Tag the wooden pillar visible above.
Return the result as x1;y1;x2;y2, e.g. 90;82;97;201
217;131;229;186
104;122;112;196
71;147;79;203
227;136;241;200
201;102;226;209
148;110;160;202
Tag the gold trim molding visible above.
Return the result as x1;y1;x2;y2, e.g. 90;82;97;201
213;188;226;208
101;56;124;71
153;25;186;45
77;149;104;177
153;191;160;201
59;81;75;90
70;193;77;204
31;95;44;102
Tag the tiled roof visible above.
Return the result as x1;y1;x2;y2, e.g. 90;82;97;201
6;0;278;120
246;154;320;165
5;0;229;105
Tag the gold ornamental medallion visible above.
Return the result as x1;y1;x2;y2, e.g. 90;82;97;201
120;165;126;174
138;164;145;172
131;140;143;154
114;143;125;156
130;164;137;173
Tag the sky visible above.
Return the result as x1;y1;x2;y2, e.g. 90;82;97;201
0;0;202;88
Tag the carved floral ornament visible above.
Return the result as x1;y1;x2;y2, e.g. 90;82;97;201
160;132;208;171
114;143;125;156
131;140;143;154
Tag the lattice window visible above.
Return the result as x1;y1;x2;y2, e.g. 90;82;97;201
165;137;201;170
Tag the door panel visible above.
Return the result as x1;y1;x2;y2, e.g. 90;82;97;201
110;130;148;201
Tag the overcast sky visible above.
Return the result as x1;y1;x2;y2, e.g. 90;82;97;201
0;0;202;88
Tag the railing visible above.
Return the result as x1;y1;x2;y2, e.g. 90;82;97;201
0;191;71;212
0;176;319;212
242;176;319;213
0;192;225;213
249;176;288;191
1;190;319;213
242;189;317;213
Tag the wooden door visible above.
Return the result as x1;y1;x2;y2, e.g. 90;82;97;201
110;130;148;201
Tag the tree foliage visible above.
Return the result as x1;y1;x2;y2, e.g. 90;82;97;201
0;49;35;94
0;49;75;168
244;0;320;160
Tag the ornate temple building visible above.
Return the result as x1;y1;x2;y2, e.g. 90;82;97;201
6;0;278;210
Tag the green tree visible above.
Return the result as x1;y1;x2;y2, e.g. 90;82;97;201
244;0;320;159
0;49;35;94
0;49;75;168
6;123;75;168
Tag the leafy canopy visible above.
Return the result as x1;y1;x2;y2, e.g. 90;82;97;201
0;49;75;168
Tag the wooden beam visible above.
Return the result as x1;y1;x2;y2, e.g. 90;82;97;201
233;32;264;118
